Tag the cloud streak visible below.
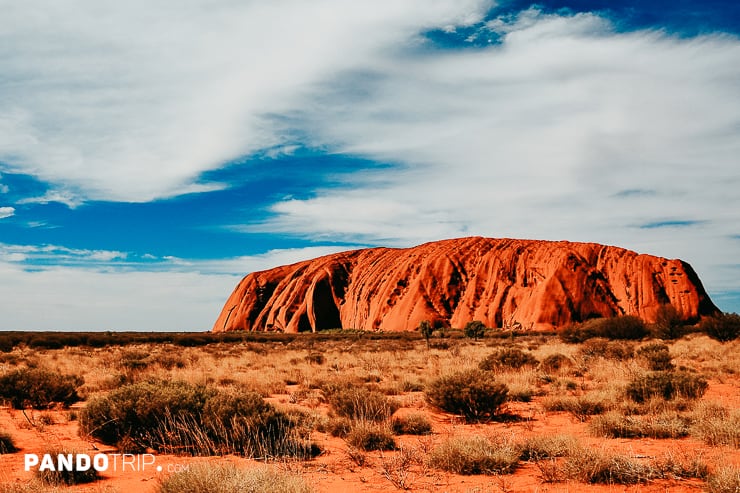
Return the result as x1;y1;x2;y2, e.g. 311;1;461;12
252;9;740;301
0;243;357;330
0;0;491;203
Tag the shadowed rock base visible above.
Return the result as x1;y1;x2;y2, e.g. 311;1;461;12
213;237;718;333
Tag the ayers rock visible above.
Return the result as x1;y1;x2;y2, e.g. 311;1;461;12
213;237;718;333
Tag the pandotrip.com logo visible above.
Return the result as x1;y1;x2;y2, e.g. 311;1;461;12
24;453;189;474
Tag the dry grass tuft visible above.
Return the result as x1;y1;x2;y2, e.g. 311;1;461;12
427;435;521;475
157;464;314;493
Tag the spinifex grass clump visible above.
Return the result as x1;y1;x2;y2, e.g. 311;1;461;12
325;385;399;422
0;368;83;409
425;369;508;421
626;371;707;403
157;464;314;493
427;435;521;475
80;380;317;458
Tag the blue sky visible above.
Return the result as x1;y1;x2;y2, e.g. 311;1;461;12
1;0;739;330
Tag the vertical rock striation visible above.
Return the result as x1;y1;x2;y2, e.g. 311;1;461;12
213;237;718;332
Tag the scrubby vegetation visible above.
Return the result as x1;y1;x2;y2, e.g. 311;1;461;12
425;369;509;421
626;371;708;403
699;312;740;342
0;430;17;454
559;315;648;342
34;449;100;486
0;322;737;492
478;348;538;371
157;464;314;493
79;380;316;458
427;435;520;475
0;368;83;409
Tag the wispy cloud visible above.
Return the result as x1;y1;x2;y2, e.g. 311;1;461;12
0;0;491;203
0;206;15;219
639;220;707;229
0;242;357;330
248;9;740;301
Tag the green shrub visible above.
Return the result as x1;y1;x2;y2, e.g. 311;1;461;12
636;343;674;371
479;348;538;371
326;386;398;422
79;380;312;458
626;371;707;403
391;413;432;435
464;321;486;340
427;436;520;475
345;421;396;451
699;312;740;342
652;305;687;340
157;464;314;493
35;449;100;486
425;369;508;421
559;316;647;343
0;368;83;409
0;430;17;454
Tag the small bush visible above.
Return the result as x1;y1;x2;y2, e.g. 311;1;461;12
691;409;740;448
699;312;740;342
636;343;674;371
464;321;486;340
157;464;314;493
345;421;396;451
590;411;690;439
706;466;740;493
626;371;708;403
479;348;538;371
425;369;508;421
0;430;17;454
79;380;311;458
652;305;686;340
0;368;83;409
539;353;572;374
519;434;578;461
427;436;520;475
541;394;613;421
577;338;634;361
35;449;100;486
305;352;325;365
559;316;647;343
563;447;654;484
326;386;398;422
391;413;432;435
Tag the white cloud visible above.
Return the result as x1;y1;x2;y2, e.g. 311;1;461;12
0;0;491;202
0;260;238;331
0;243;359;330
0;206;15;219
253;10;740;304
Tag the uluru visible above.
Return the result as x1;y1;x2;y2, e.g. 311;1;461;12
212;237;718;333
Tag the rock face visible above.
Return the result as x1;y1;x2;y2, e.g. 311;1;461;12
213;237;718;333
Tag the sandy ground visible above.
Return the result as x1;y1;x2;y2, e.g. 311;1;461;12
2;379;738;493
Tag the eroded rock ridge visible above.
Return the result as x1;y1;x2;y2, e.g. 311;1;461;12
213;237;717;332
